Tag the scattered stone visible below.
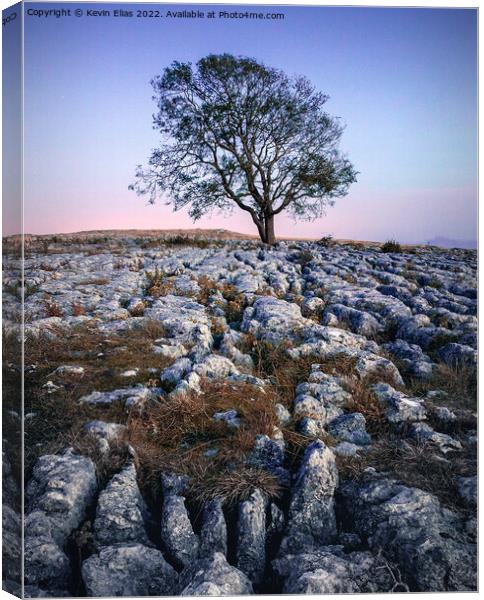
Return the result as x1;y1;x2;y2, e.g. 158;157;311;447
213;409;241;429
409;422;462;453
328;412;371;446
372;383;426;424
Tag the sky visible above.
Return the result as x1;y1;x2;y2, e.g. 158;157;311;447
10;3;479;244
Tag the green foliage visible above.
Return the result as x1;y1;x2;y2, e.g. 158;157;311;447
131;54;357;244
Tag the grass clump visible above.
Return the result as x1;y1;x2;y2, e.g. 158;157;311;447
343;379;390;438
337;438;476;512
247;338;314;404
381;240;402;253
144;267;174;297
197;276;246;323
128;380;283;505
44;298;64;318
22;322;175;475
406;362;477;412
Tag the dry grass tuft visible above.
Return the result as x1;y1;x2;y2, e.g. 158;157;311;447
128;379;283;505
71;302;86;316
144;268;174;297
337;438;476;511
406;362;477;412
197;276;246;323
77;277;110;286
72;432;131;486
317;354;359;378
44;299;64;318
189;467;281;505
343;379;390;438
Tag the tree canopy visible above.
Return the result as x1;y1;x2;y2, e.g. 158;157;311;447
130;53;357;244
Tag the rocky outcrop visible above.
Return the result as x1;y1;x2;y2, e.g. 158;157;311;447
160;475;199;568
273;547;395;593
178;552;253;596
82;544;178;596
280;440;338;554
339;478;477;591
93;463;149;546
13;237;476;595
24;450;97;589
235;489;268;584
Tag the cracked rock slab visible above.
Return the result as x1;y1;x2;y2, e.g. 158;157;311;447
82;543;178;597
178;552;253;596
280;440;338;554
339;478;477;591
94;463;150;546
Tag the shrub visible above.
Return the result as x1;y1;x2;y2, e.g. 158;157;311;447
164;235;211;249
317;234;334;247
381;240;402;253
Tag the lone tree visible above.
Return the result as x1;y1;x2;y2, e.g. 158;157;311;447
130;54;357;245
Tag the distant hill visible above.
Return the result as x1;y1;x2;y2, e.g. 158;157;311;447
425;236;477;250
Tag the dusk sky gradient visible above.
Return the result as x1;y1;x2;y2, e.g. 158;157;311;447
18;3;477;243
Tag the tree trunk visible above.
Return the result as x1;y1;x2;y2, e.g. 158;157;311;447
264;214;276;245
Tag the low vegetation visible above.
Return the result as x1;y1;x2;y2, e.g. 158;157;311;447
21;322;174;476
381;239;403;253
337;437;476;512
128;380;284;505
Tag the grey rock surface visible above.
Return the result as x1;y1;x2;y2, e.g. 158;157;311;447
12;237;477;595
24;535;70;589
160;493;199;567
339;478;477;591
273;546;395;593
178;552;253;596
199;498;227;557
82;543;178;596
94;463;150;546
280;440;338;553
26;450;97;545
235;489;268;584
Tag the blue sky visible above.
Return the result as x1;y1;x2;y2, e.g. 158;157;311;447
17;3;477;243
